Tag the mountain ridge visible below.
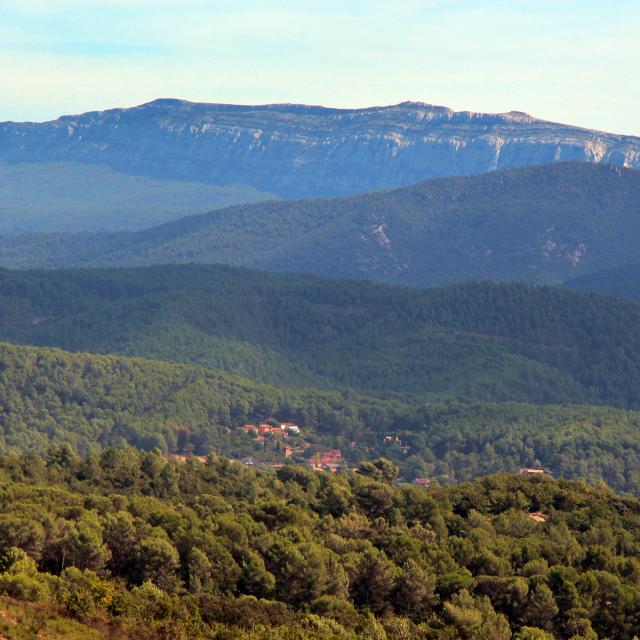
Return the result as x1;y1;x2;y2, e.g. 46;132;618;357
14;97;625;131
2;99;639;201
8;99;542;123
1;162;639;287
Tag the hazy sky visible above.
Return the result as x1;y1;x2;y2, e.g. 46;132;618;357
1;0;638;135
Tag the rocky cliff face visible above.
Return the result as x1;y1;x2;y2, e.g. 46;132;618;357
1;99;639;198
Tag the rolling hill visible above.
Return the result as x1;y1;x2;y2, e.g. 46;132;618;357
2;263;640;408
1;163;639;288
4;340;640;494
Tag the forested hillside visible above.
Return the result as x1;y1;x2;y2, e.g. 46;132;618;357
1;163;639;288
2;264;640;407
0;453;637;639
4;342;640;494
565;263;640;300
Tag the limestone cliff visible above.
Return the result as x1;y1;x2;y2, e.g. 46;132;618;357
1;99;638;198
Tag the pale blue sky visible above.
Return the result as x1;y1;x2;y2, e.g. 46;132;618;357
1;0;638;135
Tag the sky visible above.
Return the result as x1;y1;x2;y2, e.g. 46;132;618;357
0;0;638;135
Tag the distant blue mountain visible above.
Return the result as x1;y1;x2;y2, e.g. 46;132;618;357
2;99;639;203
1;162;639;289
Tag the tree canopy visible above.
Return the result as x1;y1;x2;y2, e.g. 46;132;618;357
0;449;638;639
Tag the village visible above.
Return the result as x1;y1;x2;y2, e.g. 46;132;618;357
218;420;554;489
234;421;351;472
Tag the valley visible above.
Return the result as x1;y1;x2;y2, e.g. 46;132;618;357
0;160;275;233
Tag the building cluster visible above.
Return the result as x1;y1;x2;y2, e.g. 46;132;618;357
236;447;347;473
383;433;411;455
308;448;344;472
528;511;549;523
518;467;551;476
240;422;301;441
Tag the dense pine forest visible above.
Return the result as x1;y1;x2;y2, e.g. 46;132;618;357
2;264;640;407
3;342;640;495
2;248;640;639
1;163;639;289
0;450;637;639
